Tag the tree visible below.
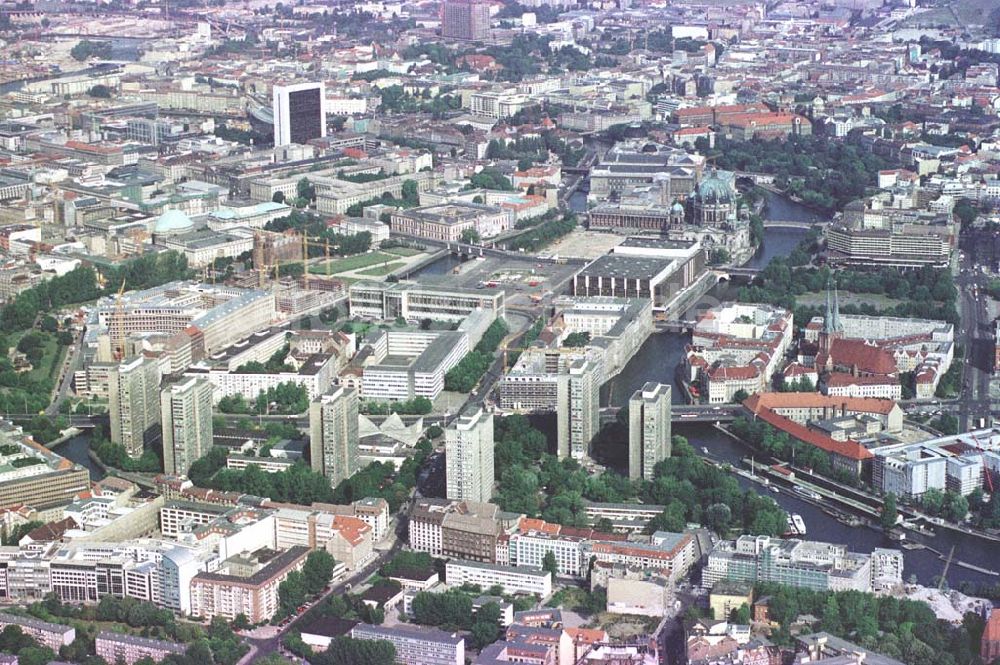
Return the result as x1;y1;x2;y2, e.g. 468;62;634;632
542;551;559;577
880;492;898;530
302;549;336;596
400;179;419;204
272;192;285;204
730;603;751;625
88;84;112;98
733;389;750;403
470;602;502;648
943;491;969;523
460;228;481;244
318;636;395;665
297;178;316;204
562;332;590;348
278;570;306;617
922;488;945;515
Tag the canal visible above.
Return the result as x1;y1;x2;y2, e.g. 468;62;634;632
51;433;104;482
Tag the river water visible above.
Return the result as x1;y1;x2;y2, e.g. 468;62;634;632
51;433;103;481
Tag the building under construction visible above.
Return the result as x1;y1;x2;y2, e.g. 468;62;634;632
253;229;303;268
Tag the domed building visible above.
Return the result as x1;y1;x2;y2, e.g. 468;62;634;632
693;170;739;227
153;209;194;239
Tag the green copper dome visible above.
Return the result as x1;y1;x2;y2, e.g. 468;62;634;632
697;172;734;203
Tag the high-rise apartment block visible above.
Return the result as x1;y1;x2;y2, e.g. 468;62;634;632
109;356;162;458
441;0;490;41
628;382;672;480
446;408;494;503
161;377;214;476
310;386;359;487
272;82;326;146
557;358;600;460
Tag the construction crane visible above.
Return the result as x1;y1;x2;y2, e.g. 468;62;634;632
111;279;126;362
301;232;335;288
939;545;955;592
969;431;995;494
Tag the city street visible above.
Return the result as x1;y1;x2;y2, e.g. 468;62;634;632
954;255;996;432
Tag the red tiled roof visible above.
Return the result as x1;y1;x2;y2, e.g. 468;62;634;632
743;391;898;416
984;609;1000;645
825;372;897;387
751;407;873;462
822;338;898;376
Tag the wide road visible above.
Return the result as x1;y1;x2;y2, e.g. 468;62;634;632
955;255;995;431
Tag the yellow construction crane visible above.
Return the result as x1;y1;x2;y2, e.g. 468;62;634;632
301;232;335;288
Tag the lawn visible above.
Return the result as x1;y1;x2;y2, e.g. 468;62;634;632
308;252;397;275
357;262;405;276
384;246;424;257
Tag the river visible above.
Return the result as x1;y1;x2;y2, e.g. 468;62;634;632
51;433;103;481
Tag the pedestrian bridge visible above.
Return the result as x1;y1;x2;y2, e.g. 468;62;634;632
763;219;825;230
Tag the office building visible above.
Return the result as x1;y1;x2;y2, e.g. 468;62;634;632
160;377;213;476
557;358;600;460
359;330;469;402
446;408;495;503
703;536;903;593
441;0;490;41
0;422;89;512
349;282;505;323
96;632;187;665
272;82;326;146
351;623;465;665
409;499;500;562
446;560;552;597
628;382;672;481
310;386;360;487
110;356;162;458
391;202;513;241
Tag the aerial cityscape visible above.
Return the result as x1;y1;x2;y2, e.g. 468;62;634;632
0;0;995;664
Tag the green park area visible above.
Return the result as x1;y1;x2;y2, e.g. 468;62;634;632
308;252;399;275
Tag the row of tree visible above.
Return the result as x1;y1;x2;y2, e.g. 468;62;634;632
738;260;959;327
506;213;577;252
217;381;309;415
276;550;338;619
444;318;509;393
729;416;857;486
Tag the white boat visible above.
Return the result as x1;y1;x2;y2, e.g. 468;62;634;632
792;514;806;536
701;447;709;454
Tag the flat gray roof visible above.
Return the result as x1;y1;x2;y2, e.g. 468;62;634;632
578;255;675;280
